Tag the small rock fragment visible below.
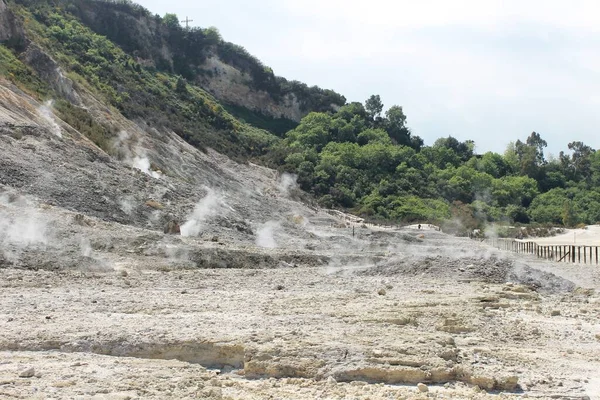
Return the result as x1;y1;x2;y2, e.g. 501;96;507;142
19;367;35;378
378;288;386;296
417;382;428;392
551;310;561;316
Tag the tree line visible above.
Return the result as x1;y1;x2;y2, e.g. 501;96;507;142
267;95;600;231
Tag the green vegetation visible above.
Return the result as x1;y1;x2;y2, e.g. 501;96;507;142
53;99;115;151
268;97;600;233
7;0;277;159
2;0;600;234
0;44;49;97
15;0;345;113
223;103;298;137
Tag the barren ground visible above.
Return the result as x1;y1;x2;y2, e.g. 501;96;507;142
1;216;599;399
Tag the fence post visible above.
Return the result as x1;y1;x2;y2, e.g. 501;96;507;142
559;246;562;261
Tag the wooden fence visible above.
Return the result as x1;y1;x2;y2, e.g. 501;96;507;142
487;238;600;265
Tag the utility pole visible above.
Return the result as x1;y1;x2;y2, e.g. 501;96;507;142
180;16;193;30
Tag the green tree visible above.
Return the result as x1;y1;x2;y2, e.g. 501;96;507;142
356;128;391;146
204;26;222;45
163;13;180;29
433;136;474;162
559;141;595;181
562;200;577;227
525;131;548;165
529;188;569;224
175;76;187;94
385;105;409;145
365;95;383;120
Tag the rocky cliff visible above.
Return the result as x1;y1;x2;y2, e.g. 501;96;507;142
0;0;23;45
47;0;345;123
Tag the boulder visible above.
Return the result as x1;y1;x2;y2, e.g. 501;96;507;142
164;220;181;235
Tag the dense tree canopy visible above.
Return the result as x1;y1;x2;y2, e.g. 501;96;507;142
268;95;599;232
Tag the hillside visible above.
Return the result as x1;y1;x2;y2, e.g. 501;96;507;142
19;0;345;133
2;0;600;233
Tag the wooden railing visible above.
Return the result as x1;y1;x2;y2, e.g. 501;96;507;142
487;238;600;265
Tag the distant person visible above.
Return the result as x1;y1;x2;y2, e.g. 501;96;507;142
418;224;421;230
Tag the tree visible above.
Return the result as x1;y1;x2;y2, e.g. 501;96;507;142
529;188;570;224
204;26;222;45
433;136;474;162
163;13;180;29
365;95;383;120
512;134;547;179
525;131;548;165
591;151;600;186
385;105;412;146
567;141;594;179
337;102;367;121
175;76;187;94
475;152;511;178
562;200;577;227
356;129;391;146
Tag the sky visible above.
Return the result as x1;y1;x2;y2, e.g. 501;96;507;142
134;0;600;156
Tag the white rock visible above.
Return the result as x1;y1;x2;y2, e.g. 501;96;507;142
19;367;35;378
417;382;428;392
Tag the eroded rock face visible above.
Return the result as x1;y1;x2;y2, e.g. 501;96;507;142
19;44;83;106
0;1;21;43
199;56;304;122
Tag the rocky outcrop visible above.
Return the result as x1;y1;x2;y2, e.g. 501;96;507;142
19;44;83;105
200;56;304;122
0;1;80;105
0;0;25;47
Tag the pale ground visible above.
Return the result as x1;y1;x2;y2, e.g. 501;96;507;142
528;226;600;246
1;229;600;400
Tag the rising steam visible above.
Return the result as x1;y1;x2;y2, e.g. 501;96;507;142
180;189;226;237
38;100;62;138
0;197;50;264
278;173;298;197
112;131;161;179
256;221;279;248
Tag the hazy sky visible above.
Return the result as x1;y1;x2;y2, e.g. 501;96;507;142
134;0;600;156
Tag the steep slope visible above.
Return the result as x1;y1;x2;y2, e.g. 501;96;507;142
3;0;283;161
14;0;345;132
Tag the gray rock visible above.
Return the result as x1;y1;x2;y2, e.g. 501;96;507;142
18;367;35;378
